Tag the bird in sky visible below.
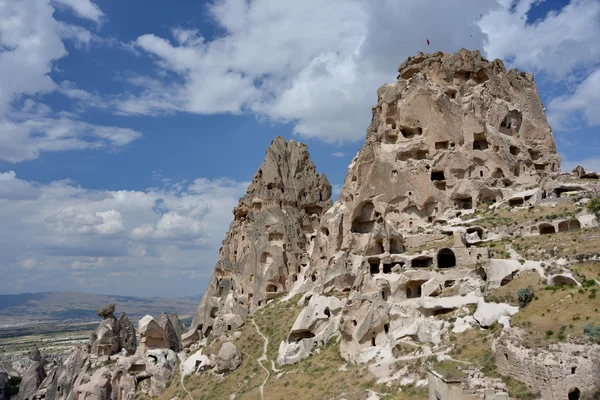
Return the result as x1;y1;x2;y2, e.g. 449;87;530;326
426;39;430;46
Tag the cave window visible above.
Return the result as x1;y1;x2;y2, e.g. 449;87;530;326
381;290;387;300
435;141;449;150
267;284;278;293
352;320;357;326
324;308;331;318
445;89;457;99
455;197;473;210
311;274;317;282
473;132;488;150
571;367;577;375
415;150;429;160
412;257;433;268
228;325;231;331
385;118;397;130
437;248;456;268
383;264;393;274
210;307;218;318
509;197;524;206
384;324;389;334
558;221;569;232
539;223;555;235
568;388;581;400
297;265;302;273
293;275;298;282
258;300;262;306
510;146;519;156
371;337;376;346
479;170;484;177
370;262;380;275
352;201;376;234
431;170;445;181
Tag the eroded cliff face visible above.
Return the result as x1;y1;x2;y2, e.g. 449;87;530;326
341;48;560;227
277;49;565;366
190;136;332;338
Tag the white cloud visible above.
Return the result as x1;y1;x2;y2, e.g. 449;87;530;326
0;0;141;162
330;152;347;158
0;171;248;295
548;67;600;128
52;0;104;24
479;0;600;79
117;0;496;142
109;0;599;143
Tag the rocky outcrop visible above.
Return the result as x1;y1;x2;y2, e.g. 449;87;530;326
0;365;12;400
278;294;346;365
169;313;186;341
118;312;137;355
18;347;46;400
90;303;121;357
38;345;90;400
158;312;181;352
189;136;332;339
138;315;168;354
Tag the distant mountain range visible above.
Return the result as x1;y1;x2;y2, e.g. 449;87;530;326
0;291;201;326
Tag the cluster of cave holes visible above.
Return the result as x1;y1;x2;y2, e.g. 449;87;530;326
369;259;405;275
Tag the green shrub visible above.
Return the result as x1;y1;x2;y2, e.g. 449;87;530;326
517;287;535;309
587;197;600;216
583;323;600;343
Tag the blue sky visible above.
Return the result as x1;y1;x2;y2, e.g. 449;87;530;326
0;0;599;297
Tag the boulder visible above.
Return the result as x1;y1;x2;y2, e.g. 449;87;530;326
214;342;242;374
181;329;200;349
97;303;116;319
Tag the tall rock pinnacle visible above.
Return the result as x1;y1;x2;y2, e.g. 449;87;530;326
190;136;332;337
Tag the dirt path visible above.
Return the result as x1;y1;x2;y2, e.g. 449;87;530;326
252;319;270;400
177;353;194;400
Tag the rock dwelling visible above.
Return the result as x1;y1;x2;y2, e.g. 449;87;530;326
14;49;600;400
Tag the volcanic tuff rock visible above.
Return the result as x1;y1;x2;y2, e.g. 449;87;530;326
0;365;12;400
190;136;332;337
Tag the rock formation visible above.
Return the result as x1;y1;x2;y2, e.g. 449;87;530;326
190;136;332;338
18;347;46;400
157;312;181;352
138;315;169;354
181;49;599;398
0;365;12;400
15;49;600;400
118;312;137;355
90;304;121;357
